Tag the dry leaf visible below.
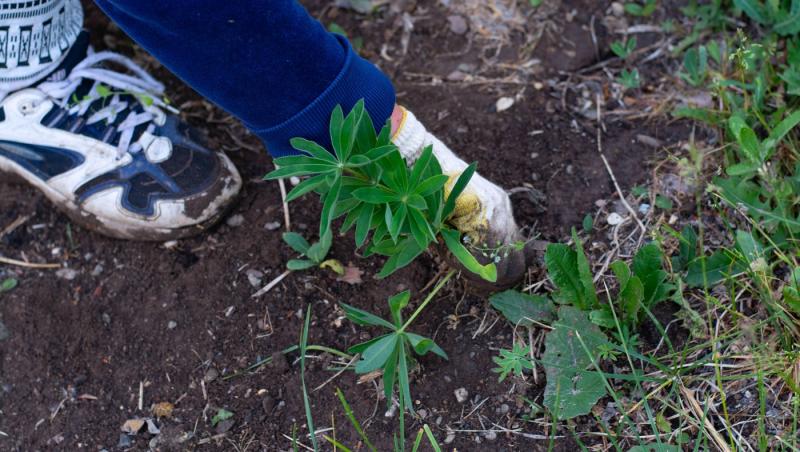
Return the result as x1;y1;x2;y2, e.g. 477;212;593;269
337;264;364;285
121;418;145;434
152;401;174;418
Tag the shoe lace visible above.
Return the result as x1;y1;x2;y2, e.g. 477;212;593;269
36;51;177;158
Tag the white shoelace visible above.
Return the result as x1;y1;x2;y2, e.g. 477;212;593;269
33;51;176;158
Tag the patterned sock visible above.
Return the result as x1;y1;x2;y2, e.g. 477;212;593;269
0;0;83;92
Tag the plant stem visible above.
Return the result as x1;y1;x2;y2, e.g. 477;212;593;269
398;269;456;333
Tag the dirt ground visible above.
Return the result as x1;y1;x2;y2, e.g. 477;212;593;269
0;0;689;450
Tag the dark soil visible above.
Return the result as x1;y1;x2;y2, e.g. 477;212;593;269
0;1;688;450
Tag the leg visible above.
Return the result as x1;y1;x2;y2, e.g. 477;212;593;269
92;0;396;157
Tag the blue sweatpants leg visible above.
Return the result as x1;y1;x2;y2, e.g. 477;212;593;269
91;0;396;157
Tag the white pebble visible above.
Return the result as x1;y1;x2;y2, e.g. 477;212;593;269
56;268;78;280
226;214;245;227
289;176;301;186
495;97;515;112
638;203;651;214
264;221;281;231
606;213;624;225
454;387;469;403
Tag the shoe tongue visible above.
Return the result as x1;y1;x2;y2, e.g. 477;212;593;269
44;30;90;82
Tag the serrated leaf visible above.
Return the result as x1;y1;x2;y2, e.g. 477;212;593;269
489;290;555;326
542;307;609;420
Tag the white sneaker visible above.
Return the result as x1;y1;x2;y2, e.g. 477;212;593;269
0;32;242;241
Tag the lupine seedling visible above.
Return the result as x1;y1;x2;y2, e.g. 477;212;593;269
340;272;454;416
281;231;344;275
265;100;497;282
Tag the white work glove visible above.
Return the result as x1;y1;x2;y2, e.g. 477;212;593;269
391;106;528;286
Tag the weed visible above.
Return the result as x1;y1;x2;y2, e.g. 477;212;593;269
611;37;638;59
0;278;16;293
265;100;498;282
281;231;344;275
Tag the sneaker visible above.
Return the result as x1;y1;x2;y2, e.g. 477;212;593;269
0;32;242;241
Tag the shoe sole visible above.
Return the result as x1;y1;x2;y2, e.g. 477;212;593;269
0;156;239;241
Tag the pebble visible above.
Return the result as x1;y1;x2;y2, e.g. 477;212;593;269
495;97;515;112
167;321;177;330
447;15;468;34
531;172;540;182
102;313;111;326
610;2;625;16
444;431;456;444
204;368;219;383
530;152;539;159
56;268;78;280
226;214;244;227
289;176;301;186
606;212;624;225
566;164;574;175
264;221;281;231
454;387;469;403
117;434;132;448
146;419;160;435
245;269;264;288
417;409;428;419
484;430;497;441
496;403;510;415
91;264;104;277
638;203;651;214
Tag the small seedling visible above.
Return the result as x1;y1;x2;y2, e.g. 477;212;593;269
492;342;534;382
282;231;344;275
265;100;497;282
611;37;637;59
0;278;17;294
341;272;453;415
618;68;641;90
624;0;657;17
210;408;233;427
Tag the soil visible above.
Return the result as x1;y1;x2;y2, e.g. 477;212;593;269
0;1;688;450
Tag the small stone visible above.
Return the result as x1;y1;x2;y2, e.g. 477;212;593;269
289;176;301;186
417;409;428;419
101;313;111;326
121;419;145;434
447;15;468;34
436;416;442;425
495;97;515;112
226;214;244;227
245;269;264;288
454;387;469;403
264;221;281;231
146;419;160;435
444;431;456;444
446;70;466;81
167;321;177;330
204;368;219;383
215;419;235;434
484;430;497;441
606;212;624;225
117;434;132;448
610;2;625;16
497;403;510;415
56;268;78;280
638;203;651;214
530;152;539;159
531;172;540;182
91;264;104;276
566;164;574;175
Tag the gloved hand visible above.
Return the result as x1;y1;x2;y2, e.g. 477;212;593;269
391;106;529;287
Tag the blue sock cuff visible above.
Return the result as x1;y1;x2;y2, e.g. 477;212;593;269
250;34;396;158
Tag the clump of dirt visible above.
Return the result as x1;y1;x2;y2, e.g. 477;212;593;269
0;0;688;450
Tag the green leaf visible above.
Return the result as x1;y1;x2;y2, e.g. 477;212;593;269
542;307;609;420
489;290;556;326
409;145;435;188
355;203;374;248
628;445;681;452
355;334;399;374
287;259;316;271
764;110;800;154
211;408;234;427
290;137;336;162
442;163;476;220
352;186;399;204
329;105;345;160
340;302;396;330
397;343;414;413
415;174;450;197
388;203;407;243
264;163;337;180
671;226;697;272
348;333;391;355
408;208;435;249
406;332;448;360
381;340;400;403
285;173;329;202
388;290;410;327
632;243;668;307
319;177;342;238
307;230;332;263
685;250;741;288
364;144;397;162
545;242;595;310
733;0;768;24
1;278;18;293
582;214;593;232
283;232;310;254
441;228;497;282
572;229;598;309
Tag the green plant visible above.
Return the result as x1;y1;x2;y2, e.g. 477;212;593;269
0;278;16;294
618;68;641;90
264;100;497;282
281;231;344;275
341;271;454;418
611;37;638;59
625;0;657;17
492;342;534;382
211;408;233;427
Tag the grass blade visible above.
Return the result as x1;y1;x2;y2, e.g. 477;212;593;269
299;305;319;451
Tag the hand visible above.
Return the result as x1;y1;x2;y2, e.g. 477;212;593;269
391;106;530;287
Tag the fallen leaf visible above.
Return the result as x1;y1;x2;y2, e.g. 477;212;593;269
320;258;345;276
337;264;364;285
121;418;145;434
152;401;174;418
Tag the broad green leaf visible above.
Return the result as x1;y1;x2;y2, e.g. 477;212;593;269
364;144;397;162
441;228;497;282
340;302;395;329
414;174;449;197
726;162;760;176
282;232;310;254
211;408;234;427
632;243;668;307
489;290;556;326
685;250;743;288
408;208;435;249
354;101;377;155
355;203;374;248
764;110;800;154
319;177;342;238
287;259;316;271
545;243;592;309
341;100;365;160
388;290;410;327
671;226;697;272
735;229;765;265
406;194;427;210
409;145;434;187
355;334;399;374
348;333;391;355
542;306;609;420
405;332;448;360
